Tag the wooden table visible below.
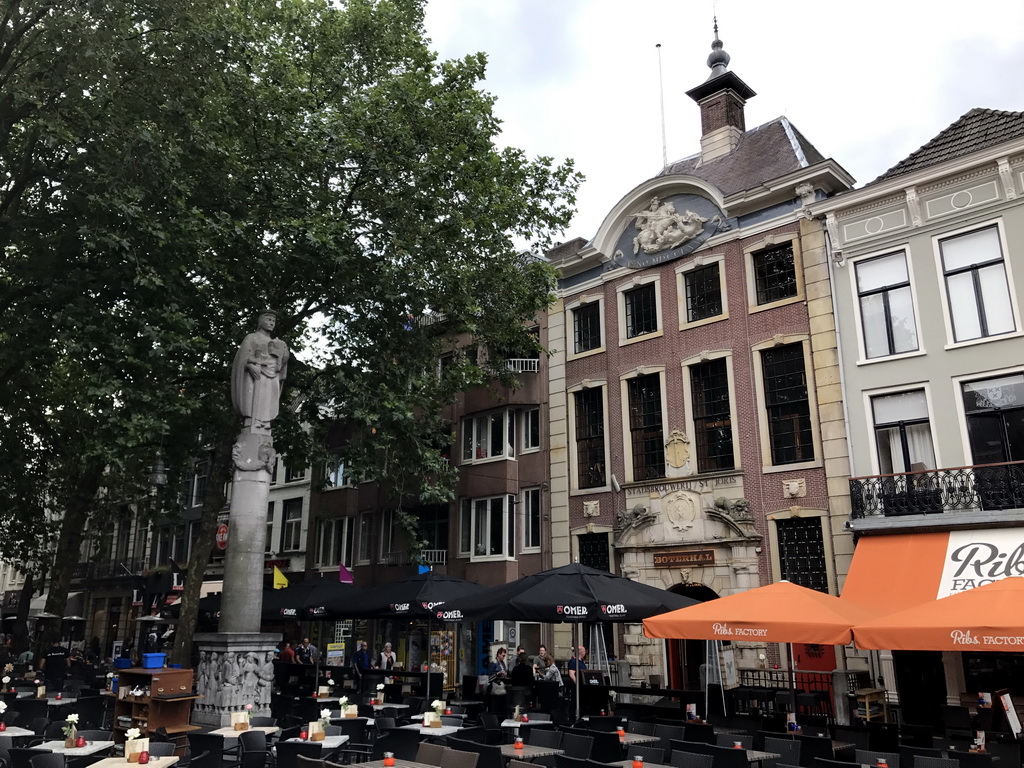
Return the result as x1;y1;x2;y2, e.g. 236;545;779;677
500;744;563;761
399;724;462;738
88;758;178;768
39;740;115;756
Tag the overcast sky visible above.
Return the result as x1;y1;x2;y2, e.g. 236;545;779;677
423;0;1024;243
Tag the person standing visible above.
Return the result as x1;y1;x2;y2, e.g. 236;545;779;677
40;639;70;691
377;642;397;670
279;642;296;664
567;645;587;684
353;641;372;673
295;637;318;665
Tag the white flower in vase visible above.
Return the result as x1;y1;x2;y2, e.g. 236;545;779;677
125;728;141;741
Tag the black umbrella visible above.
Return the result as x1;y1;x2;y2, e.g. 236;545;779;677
320;571;487;700
442;562;697;623
442;563;699;718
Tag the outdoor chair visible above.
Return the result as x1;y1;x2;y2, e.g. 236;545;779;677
670;751;714;768
441;716;463;727
276;741;323;768
527;729;562;750
900;746;943;768
855;750;899;768
415;742;446;766
524;712;551;721
951;752;993;768
560;733;594;760
762;736;800;767
0;710;19;726
900;725;936;749
25;718;49;738
28;754;63;768
509;760;537;768
798;735;835;767
627;745;665;764
831;727;868;752
8;748;52;768
811;759;856;768
251;717;277;727
41;723;64;740
914;758;960;768
296;756;325;768
76;730;112;742
628;721;656;736
587;716;621;733
941;706;973;733
238;729;269;768
189;733;225;766
867;724;900;753
440;748;479;768
684;723;716;745
704;744;747;768
555;756;588;768
374;728;419;761
669;740;714;758
148;743;177;757
585;759;613;768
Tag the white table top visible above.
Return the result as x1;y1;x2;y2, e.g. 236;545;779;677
284;735;349;749
209;725;281;740
0;726;37;738
500;719;555;729
15;693;78;705
372;703;410;710
399;724;462;737
39;739;115;756
88;758;178;768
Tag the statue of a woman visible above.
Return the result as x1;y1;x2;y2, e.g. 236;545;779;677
231;311;289;433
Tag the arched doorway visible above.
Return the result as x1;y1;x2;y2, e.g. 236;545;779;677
666;583;718;690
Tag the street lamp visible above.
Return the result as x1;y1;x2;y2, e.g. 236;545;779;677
148;451;168;489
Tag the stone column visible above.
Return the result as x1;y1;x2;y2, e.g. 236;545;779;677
193;311;289;726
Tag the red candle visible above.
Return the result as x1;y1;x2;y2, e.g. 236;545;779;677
299;730;309;741
76;736;86;748
0;722;7;732
139;751;150;765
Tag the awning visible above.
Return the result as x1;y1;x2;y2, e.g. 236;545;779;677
841;528;1024;614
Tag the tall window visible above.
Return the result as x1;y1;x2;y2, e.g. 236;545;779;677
326;458;350;488
379;509;395;560
461;409;515;463
940;226;1015;342
266;502;274;554
684;263;723;322
316;517;354;568
573;302;602;354
856;252;919;358
461;495;514;559
357;512;373;563
522;488;541;551
574;388;606;489
280;498;303;552
284;464;306;483
753;243;798;305
690;359;734;471
624;283;658;338
522;408;540;451
627;373;665;480
872;390;935;473
963;374;1024;465
191;463;208;508
775;517;828;592
761;344;814;465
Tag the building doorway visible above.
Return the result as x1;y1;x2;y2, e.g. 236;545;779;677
665;582;718;690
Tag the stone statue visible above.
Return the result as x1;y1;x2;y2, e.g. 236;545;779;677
616;503;657;532
231;310;289;434
256;651;275;705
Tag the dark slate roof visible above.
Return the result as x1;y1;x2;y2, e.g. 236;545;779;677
873;108;1024;184
659;117;826;196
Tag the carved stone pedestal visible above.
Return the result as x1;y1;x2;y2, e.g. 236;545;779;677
191;632;279;727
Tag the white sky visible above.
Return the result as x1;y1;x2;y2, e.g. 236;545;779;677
424;0;1024;242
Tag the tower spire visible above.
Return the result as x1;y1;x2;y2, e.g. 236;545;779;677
706;16;731;79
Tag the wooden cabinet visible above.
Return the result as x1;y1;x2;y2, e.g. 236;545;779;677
113;667;199;751
854;687;889;722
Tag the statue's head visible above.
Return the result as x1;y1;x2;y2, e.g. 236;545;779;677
257;310;277;333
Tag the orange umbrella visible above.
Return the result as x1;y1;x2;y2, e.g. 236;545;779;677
643;581;878;645
853;577;1024;651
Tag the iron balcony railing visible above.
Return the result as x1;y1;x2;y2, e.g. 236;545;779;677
504;359;539;374
378;549;448;567
850;460;1024;519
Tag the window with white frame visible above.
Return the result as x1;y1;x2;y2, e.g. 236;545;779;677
683;261;724;323
357;512;373;563
266;502;275;554
461;409;515;463
573;387;606;489
940;225;1016;343
522;487;541;551
380;509;395;560
317;516;354;568
191;464;207;508
871;390;936;474
522;408;540;452
752;242;799;306
856;251;919;358
761;343;814;465
624;283;659;338
325;458;351;488
690;358;735;472
280;498;303;552
284;463;306;483
460;495;515;559
627;373;666;480
572;301;602;354
458;502;472;557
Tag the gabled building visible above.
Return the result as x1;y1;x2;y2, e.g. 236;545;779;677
545;28;857;689
813;108;1024;725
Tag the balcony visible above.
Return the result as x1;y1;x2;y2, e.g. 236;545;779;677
850;461;1024;524
375;550;448;567
504;359;539;374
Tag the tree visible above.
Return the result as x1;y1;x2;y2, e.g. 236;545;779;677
0;0;580;655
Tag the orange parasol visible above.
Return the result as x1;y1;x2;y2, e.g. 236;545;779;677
643;580;878;645
853;577;1024;651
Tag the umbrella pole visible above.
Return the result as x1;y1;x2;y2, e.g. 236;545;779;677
425;615;431;703
789;642;797;725
574;623;581;723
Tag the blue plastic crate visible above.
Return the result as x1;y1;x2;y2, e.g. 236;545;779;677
141;652;166;669
114;658;132;669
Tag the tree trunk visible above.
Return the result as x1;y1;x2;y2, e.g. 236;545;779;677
42;459;105;648
171;417;236;665
10;573;34;657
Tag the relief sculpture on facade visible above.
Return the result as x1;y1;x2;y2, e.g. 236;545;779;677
632;197;709;255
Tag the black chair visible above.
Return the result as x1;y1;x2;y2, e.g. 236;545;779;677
940;707;973;733
628;721;656;736
28;754;62;768
798;735;835;768
190;751;218;768
705;744;748;768
811;760;856;768
238;729;269;768
251;717;277;727
655;725;686;755
900;726;935;749
950;752;992;768
589;730;623;760
587;716;621;733
867;724;900;753
25;719;48;738
670;751;714;768
628;745;665;764
8;749;51;768
1;710;19;726
472;743;503;768
296;756;324;768
899;746;942;768
555;757;588;768
373;729;419;761
763;736;801;767
560;734;595;760
42;723;64;740
277;741;323;768
188;734;225;767
683;724;716;745
527;729;562;749
914;758;959;768
831;727;868;752
149;744;177;758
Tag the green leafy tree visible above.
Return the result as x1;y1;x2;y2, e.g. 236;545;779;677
0;0;580;659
